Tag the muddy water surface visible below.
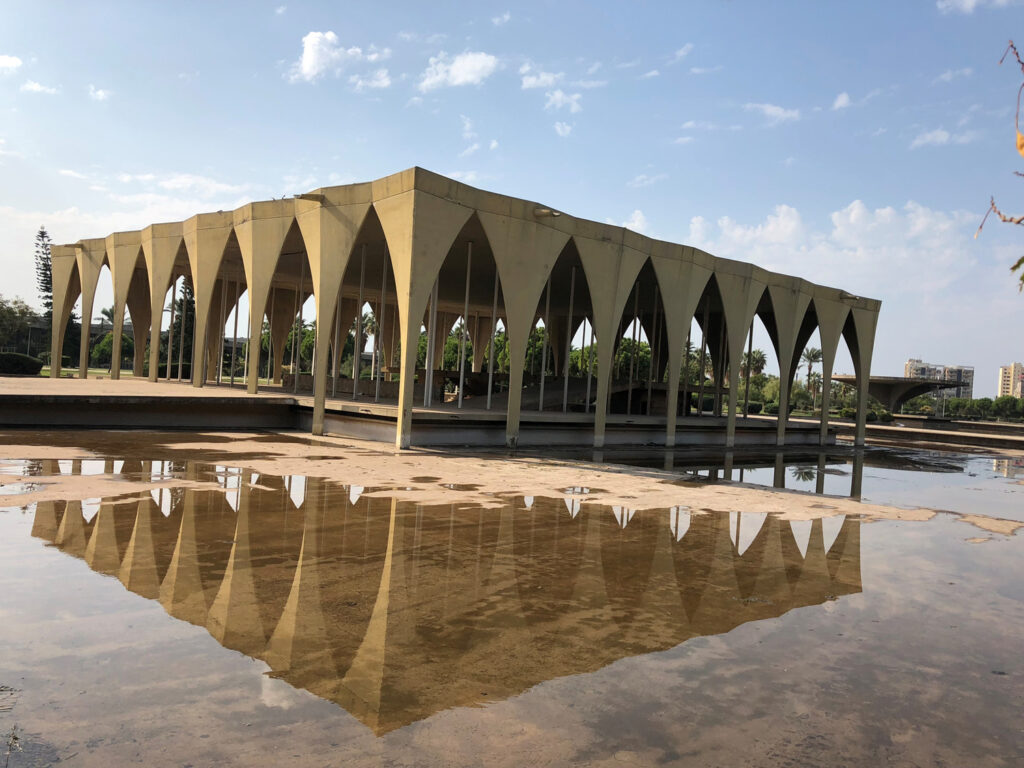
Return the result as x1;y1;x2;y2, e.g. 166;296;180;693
0;443;1022;767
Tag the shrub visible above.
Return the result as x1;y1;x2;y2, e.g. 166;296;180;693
0;352;44;375
879;411;894;422
840;407;856;419
865;411;878;422
763;402;780;415
746;402;763;415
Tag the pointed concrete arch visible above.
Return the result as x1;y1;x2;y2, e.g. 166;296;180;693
295;188;372;434
804;295;851;444
183;212;236;388
49;245;81;378
74;238;108;378
141;223;187;382
477;204;571;447
105;231;148;380
574;229;649;448
765;279;813;446
712;264;767;448
650;244;713;446
233;200;304;393
374;175;474;448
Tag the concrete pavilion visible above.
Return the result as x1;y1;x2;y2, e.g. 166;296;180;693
48;167;880;449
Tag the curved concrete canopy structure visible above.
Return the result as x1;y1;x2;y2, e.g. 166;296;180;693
49;167;881;449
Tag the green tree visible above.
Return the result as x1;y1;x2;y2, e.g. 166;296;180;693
742;348;767;376
993;395;1022;419
801;346;822;388
34;226;52;325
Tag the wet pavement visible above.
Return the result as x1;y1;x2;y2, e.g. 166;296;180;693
0;441;1022;766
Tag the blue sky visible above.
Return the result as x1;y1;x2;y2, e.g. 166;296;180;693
1;0;1023;395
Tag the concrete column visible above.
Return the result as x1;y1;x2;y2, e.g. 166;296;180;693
74;242;105;379
851;307;878;447
125;268;150;378
48;246;80;379
184;214;234;389
142;225;183;383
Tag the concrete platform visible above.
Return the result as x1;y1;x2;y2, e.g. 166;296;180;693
0;377;828;448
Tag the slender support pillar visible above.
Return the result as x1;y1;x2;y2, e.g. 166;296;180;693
457;242;472;409
110;303;125;381
424;278;438;408
332;299;341;398
294;256;305;395
375;252;389;402
230;280;240;387
352;246;365;401
697;304;708;415
165;279;176;382
743;321;753;417
562;266;576;414
646;289;658;416
538;275;551;411
585;320;593;413
626;284;639;415
176;285;187;382
217;278;227;385
486;269;499;410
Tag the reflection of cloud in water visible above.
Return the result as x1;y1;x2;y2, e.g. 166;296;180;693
260;674;308;710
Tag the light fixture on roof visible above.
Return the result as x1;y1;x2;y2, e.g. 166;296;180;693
533;206;562;218
840;291;862;301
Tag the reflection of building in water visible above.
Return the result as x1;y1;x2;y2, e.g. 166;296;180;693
993;458;1024;478
31;460;862;735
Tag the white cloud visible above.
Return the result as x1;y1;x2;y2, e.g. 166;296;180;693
492;11;511;25
671;44;694;61
20;80;58;94
743;102;800;125
0;55;22;73
640;69;659;79
936;0;1014;12
59;169;87;179
606;211;649;232
627;173;668;188
406;95;424;107
156;173;249;197
0;138;14;157
689;65;722;74
459;142;480;157
275;4;286;14
571;79;607;88
288;31;391;83
672;136;694;145
909;127;978;148
545;89;582;113
489;139;499;150
117;173;156;183
615;59;640;69
448;170;480;183
398;31;416;41
934;67;973;83
832;92;851;110
418;51;498;92
554;121;572;137
586;62;602;75
520;65;562;89
88;84;111;101
349;68;390;91
460;115;476;140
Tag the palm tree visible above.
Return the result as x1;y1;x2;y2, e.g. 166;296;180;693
742;348;767;377
801;346;822;388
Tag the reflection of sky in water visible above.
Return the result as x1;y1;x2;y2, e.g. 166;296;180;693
734;453;1024;521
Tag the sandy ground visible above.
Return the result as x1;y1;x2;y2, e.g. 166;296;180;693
2;429;1021;539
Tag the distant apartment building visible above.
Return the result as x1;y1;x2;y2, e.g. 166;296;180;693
904;358;975;399
998;362;1024;398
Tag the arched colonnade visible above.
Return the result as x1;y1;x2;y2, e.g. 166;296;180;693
49;168;880;450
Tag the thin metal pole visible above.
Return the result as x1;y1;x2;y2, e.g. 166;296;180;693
294;257;305;394
177;282;187;382
647;289;659;416
626;284;639;414
682;327;691;416
457;242;472;409
585;318;594;413
743;320;754;418
698;303;709;415
424;278;438;408
332;298;341;398
165;278;176;381
230;280;239;387
241;296;249;388
562;266;576;413
217;277;227;385
538;275;551;411
352;245;365;401
375;249;389;402
267;286;277;384
716;312;726;416
486;267;499;410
